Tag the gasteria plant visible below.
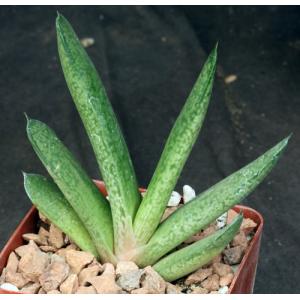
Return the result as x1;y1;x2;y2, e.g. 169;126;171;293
23;14;290;282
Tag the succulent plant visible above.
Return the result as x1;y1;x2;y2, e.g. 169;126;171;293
23;14;290;282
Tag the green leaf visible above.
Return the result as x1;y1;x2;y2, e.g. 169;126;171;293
133;45;217;245
23;173;99;258
26;117;116;263
56;14;140;257
153;214;243;282
136;136;290;266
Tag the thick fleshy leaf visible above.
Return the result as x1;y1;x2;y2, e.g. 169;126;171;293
133;45;218;245
26;117;115;263
136;136;290;266
23;173;98;258
56;14;140;257
153;214;243;282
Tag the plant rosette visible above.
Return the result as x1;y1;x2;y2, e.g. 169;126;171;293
0;13;289;294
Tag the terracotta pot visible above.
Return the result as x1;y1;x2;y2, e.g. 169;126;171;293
0;180;263;294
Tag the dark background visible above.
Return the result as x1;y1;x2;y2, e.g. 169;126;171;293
0;6;299;293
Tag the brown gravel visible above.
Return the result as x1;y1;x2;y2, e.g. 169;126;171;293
0;206;257;294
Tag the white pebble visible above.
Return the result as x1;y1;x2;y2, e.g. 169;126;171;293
224;74;237;84
167;191;181;207
218;286;229;294
183;185;196;203
246;235;253;241
80;37;95;48
0;283;19;292
216;212;228;229
231;264;240;273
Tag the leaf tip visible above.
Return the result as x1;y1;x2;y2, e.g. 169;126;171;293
24;112;29;122
214;41;219;52
210;42;218;60
277;134;292;154
286;133;293;143
21;170;27;179
56;11;67;32
56;11;64;23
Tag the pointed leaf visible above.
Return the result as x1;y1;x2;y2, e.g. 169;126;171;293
26;117;115;263
56;14;140;256
136;136;290;266
133;45;218;245
153;214;242;282
24;173;98;258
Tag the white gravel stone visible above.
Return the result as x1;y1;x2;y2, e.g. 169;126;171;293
0;283;19;292
167;191;181;207
80;37;95;48
218;286;229;294
216;212;228;229
183;185;196;203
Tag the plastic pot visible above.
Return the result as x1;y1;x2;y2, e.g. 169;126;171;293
0;180;263;294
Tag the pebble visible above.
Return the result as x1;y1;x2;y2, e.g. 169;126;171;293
5;271;29;288
21;282;41;293
116;261;142;292
219;273;234;286
223;246;244;265
59;274;78;294
224;74;237;84
6;252;19;273
48;224;64;249
18;249;49;282
212;262;233;277
0;282;19;292
241;218;257;235
218;285;229;294
183;185;196;203
165;282;182;294
117;269;142;292
79;264;102;286
232;231;248;249
40;245;57;253
89;263;122;294
80;37;95;48
200;274;220;291
140;266;166;294
216;212;228;229
167;191;181;207
22;233;47;246
185;267;213;284
116;261;138;276
39;260;70;291
15;240;39;257
65;250;94;274
38;227;49;240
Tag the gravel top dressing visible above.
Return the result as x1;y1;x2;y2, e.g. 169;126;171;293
0;189;257;294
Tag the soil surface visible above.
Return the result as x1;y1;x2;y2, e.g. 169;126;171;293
0;209;256;294
0;6;299;293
